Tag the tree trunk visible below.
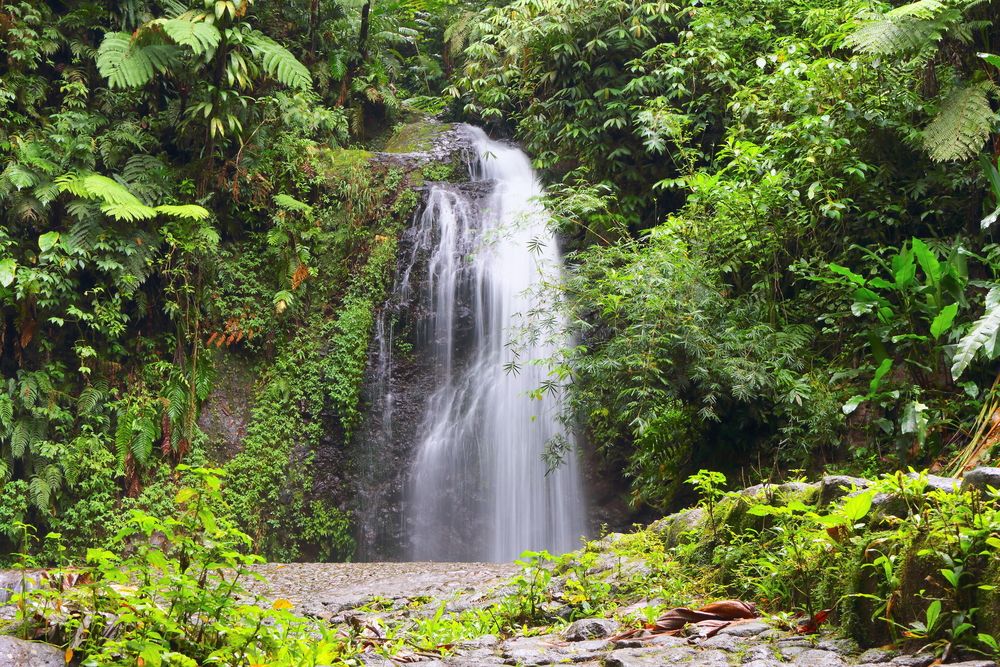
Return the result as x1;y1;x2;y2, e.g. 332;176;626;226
337;0;373;107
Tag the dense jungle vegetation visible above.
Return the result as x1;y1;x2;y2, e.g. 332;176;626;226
2;0;1000;568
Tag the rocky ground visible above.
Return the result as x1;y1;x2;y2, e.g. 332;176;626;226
252;562;996;667
2;560;998;667
7;558;998;666
4;469;1000;665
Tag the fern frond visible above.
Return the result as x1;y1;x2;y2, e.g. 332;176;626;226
132;413;157;465
246;33;312;91
28;475;51;511
923;81;997;162
156;17;221;56
0;395;13;431
78;385;106;415
845;16;944;55
97;31;179;89
114;413;132;469
887;0;945;19
154;204;211;220
101;202;158;221
11;420;31;458
56;172;139;205
273;194;313;214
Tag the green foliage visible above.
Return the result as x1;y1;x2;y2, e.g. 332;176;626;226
15;467;355;666
923;82;999;163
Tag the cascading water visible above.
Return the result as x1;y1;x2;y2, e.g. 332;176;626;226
400;126;588;562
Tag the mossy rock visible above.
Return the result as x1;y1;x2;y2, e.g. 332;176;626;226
309;147;375;182
384;120;453;154
841;530;898;648
974;549;1000;636
895;532;953;630
650;507;705;549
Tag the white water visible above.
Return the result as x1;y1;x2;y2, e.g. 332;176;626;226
405;127;588;562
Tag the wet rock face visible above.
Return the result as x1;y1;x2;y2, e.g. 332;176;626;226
197;349;256;462
0;636;65;667
348;131;494;561
962;467;1000;492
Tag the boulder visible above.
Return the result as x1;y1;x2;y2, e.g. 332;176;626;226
649;507;705;547
739;481;818;502
819;475;872;506
0;636;64;667
563;617;619;641
961;467;1000;493
907;473;959;493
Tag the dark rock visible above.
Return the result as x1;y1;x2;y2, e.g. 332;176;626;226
603;647;697;667
501;635;610;665
867;492;910;521
907;473;959;493
858;648;898;662
819;475;872;506
743;643;782;662
699;633;741;652
718;620;772;637
888;656;936;667
962;467;1000;493
815;638;858;655
694;648;732;666
0;636;64;667
740;481;818;501
791;649;847;666
563;618;619;641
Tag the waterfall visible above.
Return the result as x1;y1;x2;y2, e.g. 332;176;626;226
400;126;588;562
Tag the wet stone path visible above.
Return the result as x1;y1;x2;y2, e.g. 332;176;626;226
251;562;998;667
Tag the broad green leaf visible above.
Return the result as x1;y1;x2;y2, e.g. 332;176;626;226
841;490;873;523
892;247;917;288
0;259;15;287
979;52;1000;69
912;238;940;284
901;401;928;439
952;286;1000;380
870;357;893;394
843;395;866;415
38;231;60;252
828;262;866;285
930;303;958;338
926;599;942;631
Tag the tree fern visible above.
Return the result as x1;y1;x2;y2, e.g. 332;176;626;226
0;394;13;430
154;204;211;220
845;15;946;56
56;172;210;221
922;82;997;162
77;384;106;415
952;286;1000;380
246;33;312;91
132;416;156;466
29;475;52;511
156;18;221;57
11;419;31;458
97;32;179;89
887;0;946;18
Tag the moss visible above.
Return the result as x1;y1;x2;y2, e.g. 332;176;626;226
310;147;375;182
384;120;452;153
975;551;1000;636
